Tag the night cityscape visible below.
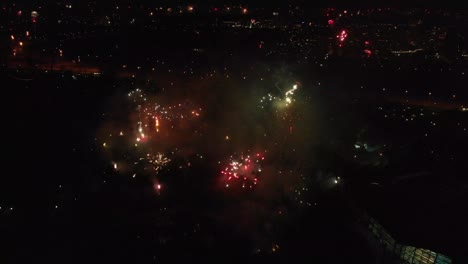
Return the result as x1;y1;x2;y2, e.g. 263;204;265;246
1;2;467;264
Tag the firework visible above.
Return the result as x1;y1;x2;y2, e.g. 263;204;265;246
101;87;202;188
127;88;202;142
337;29;348;47
147;152;171;173
155;116;160;132
152;180;163;195
259;83;300;109
259;93;277;109
284;84;298;106
221;151;265;189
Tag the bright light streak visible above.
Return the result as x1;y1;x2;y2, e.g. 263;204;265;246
284;84;298;105
155;116;160;132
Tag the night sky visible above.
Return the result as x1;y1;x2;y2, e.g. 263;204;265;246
1;4;467;264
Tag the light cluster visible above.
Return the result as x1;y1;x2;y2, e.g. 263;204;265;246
101;88;202;191
259;83;300;109
221;152;265;190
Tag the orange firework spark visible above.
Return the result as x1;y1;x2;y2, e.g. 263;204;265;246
155;116;160;132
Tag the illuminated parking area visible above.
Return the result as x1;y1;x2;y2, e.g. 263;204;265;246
368;218;451;264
